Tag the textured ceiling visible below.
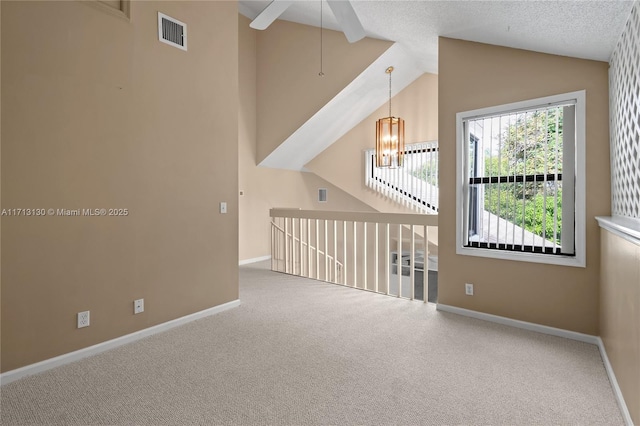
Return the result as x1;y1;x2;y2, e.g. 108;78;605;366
239;0;635;74
238;0;635;170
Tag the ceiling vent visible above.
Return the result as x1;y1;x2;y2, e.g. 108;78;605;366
158;12;187;51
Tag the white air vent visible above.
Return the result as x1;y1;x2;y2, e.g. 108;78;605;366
318;188;327;203
158;12;187;51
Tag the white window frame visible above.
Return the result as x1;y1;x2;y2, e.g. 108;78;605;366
455;90;586;268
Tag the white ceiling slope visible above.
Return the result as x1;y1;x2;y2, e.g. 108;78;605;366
259;43;423;171
239;0;634;171
239;1;634;74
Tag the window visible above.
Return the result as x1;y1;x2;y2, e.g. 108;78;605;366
456;91;585;267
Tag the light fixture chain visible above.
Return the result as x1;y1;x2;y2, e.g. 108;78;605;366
388;69;392;117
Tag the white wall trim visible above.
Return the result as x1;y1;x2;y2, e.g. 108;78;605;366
596;215;640;247
239;255;271;266
596;337;635;426
0;299;241;386
437;304;633;425
436;304;598;343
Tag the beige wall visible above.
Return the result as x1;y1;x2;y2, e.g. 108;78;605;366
600;230;640;423
438;38;610;335
256;19;391;163
0;0;3;366
239;15;374;262
1;1;239;372
306;72;438;214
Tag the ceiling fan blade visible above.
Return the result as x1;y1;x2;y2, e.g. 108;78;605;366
326;0;366;43
250;0;294;30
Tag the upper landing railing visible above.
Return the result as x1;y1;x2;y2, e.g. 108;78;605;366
365;141;439;213
270;208;438;302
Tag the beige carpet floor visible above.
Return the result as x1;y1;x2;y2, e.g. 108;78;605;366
1;261;624;425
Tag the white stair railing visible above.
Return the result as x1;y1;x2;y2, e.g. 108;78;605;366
270;209;439;303
271;220;343;283
365;141;439;213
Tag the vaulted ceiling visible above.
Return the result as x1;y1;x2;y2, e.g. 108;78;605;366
238;0;635;170
239;0;635;74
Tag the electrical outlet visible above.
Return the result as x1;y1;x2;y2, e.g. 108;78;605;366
465;283;474;296
134;298;144;314
77;311;90;328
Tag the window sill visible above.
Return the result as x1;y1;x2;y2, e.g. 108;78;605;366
456;246;585;268
595;216;640;247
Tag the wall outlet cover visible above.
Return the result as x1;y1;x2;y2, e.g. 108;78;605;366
77;311;90;328
465;283;474;296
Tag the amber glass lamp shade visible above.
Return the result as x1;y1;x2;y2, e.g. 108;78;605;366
375;116;405;168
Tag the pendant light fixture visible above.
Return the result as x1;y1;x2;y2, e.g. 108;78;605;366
375;66;405;168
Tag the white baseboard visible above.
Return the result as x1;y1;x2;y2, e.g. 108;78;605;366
0;299;241;386
436;304;633;425
596;337;634;426
239;255;271;266
436;304;599;344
